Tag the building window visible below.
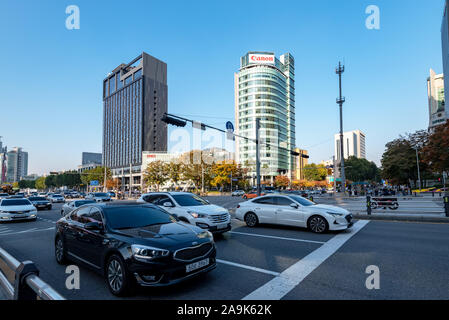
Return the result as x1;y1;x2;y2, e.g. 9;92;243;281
125;76;132;86
134;69;142;80
110;75;116;94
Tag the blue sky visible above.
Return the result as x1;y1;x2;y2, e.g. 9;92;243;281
0;0;445;174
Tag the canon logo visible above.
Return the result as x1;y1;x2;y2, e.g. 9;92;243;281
249;54;274;63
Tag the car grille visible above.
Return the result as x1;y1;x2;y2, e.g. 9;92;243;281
208;213;228;224
174;243;213;262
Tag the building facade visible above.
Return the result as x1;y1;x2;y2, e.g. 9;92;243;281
334;130;366;162
102;52;168;190
235;52;296;183
82;152;102;165
6;147;28;182
0;139;7;183
442;0;449;122
294;148;308;181
427;69;446;129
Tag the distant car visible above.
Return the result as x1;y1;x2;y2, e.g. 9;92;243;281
0;198;37;222
70;191;80;198
0;193;9;200
48;194;65;203
16;192;26;197
137;192;231;234
242;191;265;199
231;190;245;197
60;199;96;216
7;195;24;199
28;196;52;210
86;192;111;202
235;194;353;234
107;191;116;198
38;192;47;197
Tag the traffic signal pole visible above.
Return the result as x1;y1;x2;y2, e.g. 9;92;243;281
336;62;346;194
256;118;261;196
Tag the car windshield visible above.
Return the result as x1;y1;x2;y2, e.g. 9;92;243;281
104;206;175;229
288;195;316;207
95;193;108;197
74;200;96;207
1;199;31;206
0;193;8;196
171;194;209;206
29;197;46;201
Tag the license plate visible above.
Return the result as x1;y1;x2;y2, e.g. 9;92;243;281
217;223;228;229
186;258;209;273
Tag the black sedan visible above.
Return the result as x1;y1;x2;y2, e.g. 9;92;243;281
54;202;216;296
28;196;52;210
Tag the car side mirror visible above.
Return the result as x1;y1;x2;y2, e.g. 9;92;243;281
163;202;174;208
85;221;103;231
290;203;299;209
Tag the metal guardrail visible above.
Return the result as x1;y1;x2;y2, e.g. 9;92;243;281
0;246;65;300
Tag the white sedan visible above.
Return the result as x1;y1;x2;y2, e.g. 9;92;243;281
235;194;353;233
0;198;38;222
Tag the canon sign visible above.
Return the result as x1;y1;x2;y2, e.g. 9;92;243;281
249;54;275;65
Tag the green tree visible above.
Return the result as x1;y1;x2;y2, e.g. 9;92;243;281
422;121;449;180
143;161;169;191
35;177;46;190
83;167;111;188
303;163;327;181
45;175;57;189
344;156;380;182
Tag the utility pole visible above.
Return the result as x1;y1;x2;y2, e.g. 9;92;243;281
201;165;204;194
255;118;261;196
333;155;336;195
336;62;346;194
415;147;422;191
103;166;107;192
129;163;132;199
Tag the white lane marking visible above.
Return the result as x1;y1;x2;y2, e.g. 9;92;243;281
217;259;280;276
229;231;326;244
243;220;370;300
0;227;54;236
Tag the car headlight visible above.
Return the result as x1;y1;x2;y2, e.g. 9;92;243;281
131;244;169;261
326;211;343;217
197;230;213;239
188;211;207;219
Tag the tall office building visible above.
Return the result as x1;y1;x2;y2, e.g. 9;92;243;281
427;69;446;129
102;52;168;190
294;148;308;181
334;130;366;162
6;147;28;182
235;52;296;183
442;0;449;123
0;138;7;183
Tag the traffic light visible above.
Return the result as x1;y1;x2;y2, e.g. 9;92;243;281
161;114;187;127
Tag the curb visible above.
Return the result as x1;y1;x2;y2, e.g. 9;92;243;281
353;214;449;224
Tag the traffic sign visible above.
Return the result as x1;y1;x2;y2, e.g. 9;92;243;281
90;180;99;186
226;121;234;132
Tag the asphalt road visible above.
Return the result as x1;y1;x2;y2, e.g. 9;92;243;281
1;197;449;300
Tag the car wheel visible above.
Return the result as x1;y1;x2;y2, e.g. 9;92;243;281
308;215;328;234
106;254;134;296
55;236;68;264
244;212;258;227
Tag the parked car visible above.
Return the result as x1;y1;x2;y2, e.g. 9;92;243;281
60;199;96;216
235;194;353;234
137;192;231;234
48;194;65;203
7;195;25;199
28;196;52;210
79;192;86;198
107;191;116;198
86;192;112;202
0;198;37;222
54;202;216;296
242;191;265;199
231;190;245;197
0;193;10;200
70;191;80;198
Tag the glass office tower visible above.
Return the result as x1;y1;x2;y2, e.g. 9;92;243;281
234;52;296;183
102;52;168;191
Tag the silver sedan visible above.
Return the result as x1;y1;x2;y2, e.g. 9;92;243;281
60;199;96;216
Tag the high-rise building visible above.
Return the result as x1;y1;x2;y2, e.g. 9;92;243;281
235;52;296;183
294;148;308;181
442;1;449;121
102;52;168;190
334;130;366;162
427;69;446;129
0;138;7;183
6;147;28;182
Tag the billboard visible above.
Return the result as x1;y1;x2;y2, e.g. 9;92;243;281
248;53;275;65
